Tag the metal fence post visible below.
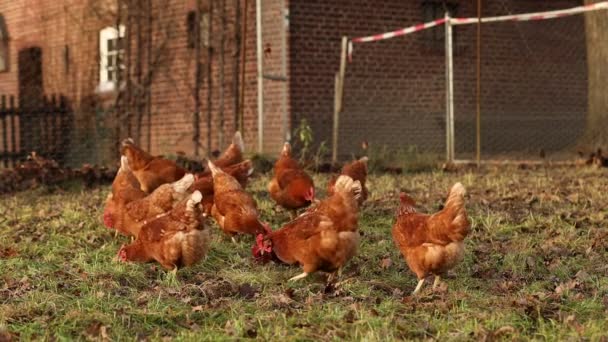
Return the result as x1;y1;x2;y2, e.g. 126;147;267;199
445;12;455;163
256;0;264;153
332;36;348;164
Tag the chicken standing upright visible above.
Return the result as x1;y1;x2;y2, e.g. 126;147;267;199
392;183;470;295
253;175;361;282
327;156;369;205
121;138;186;193
117;190;210;271
208;161;269;241
268;142;315;218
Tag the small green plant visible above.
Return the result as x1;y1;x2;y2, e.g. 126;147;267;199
292;118;314;163
313;141;329;170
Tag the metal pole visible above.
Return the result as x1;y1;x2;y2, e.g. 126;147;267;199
218;0;226;150
446;14;456;162
256;0;264;153
239;0;247;134
146;0;152;152
444;12;455;162
333;72;340;161
476;0;482;165
193;0;203;157
332;36;348;163
281;2;289;142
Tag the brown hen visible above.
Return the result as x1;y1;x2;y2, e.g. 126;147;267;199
327;156;369;205
121;138;186;193
208;161;268;241
268;142;315;218
104;173;194;236
190;160;254;215
254;175;361;282
117;190;210;271
110;156;146;203
213;131;245;168
392;183;470;295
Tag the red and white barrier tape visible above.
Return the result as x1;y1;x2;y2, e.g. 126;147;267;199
452;1;608;25
347;1;608;61
351;18;447;44
348;18;447;61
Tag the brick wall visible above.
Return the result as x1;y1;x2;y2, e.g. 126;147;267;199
0;0;288;166
114;0;287;158
289;0;587;158
0;0;588;165
260;0;289;155
0;0;114;163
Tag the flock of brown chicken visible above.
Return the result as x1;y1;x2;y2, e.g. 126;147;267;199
102;131;470;294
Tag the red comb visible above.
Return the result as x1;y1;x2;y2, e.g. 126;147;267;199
103;210;114;228
117;246;127;262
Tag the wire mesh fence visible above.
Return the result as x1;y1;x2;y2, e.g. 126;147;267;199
0;0;265;170
0;1;603;171
342;1;600;163
343;27;447;159
0;95;73;168
452;5;589;161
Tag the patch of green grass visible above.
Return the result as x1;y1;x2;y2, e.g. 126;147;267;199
1;166;608;340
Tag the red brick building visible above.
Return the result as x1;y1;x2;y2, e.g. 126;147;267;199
0;0;587;165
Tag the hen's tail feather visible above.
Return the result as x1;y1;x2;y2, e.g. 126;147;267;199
333;175;362;201
185;191;205;232
121;138;135;147
119;156;130;172
319;229;339;251
233;131;244;152
443;182;469;238
281;142;291;156
187;190;203;211
207;161;222;176
172;174;195;193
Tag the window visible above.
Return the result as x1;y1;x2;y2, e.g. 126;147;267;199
98;25;125;92
421;1;457;51
187;10;210;49
0;14;9;72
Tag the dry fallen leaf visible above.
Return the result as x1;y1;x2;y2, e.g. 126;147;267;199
273;293;294;305
224;320;236;336
100;326;109;341
343;310;357;323
555;279;579;296
0;330;13;342
380;257;392;270
238;284;258;299
0;247;18;259
191;305;204;312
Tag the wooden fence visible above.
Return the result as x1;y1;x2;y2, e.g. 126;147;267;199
0;94;71;168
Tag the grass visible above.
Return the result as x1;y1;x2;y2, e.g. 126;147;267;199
1;166;608;340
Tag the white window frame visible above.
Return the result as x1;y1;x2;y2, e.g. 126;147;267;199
97;25;125;92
